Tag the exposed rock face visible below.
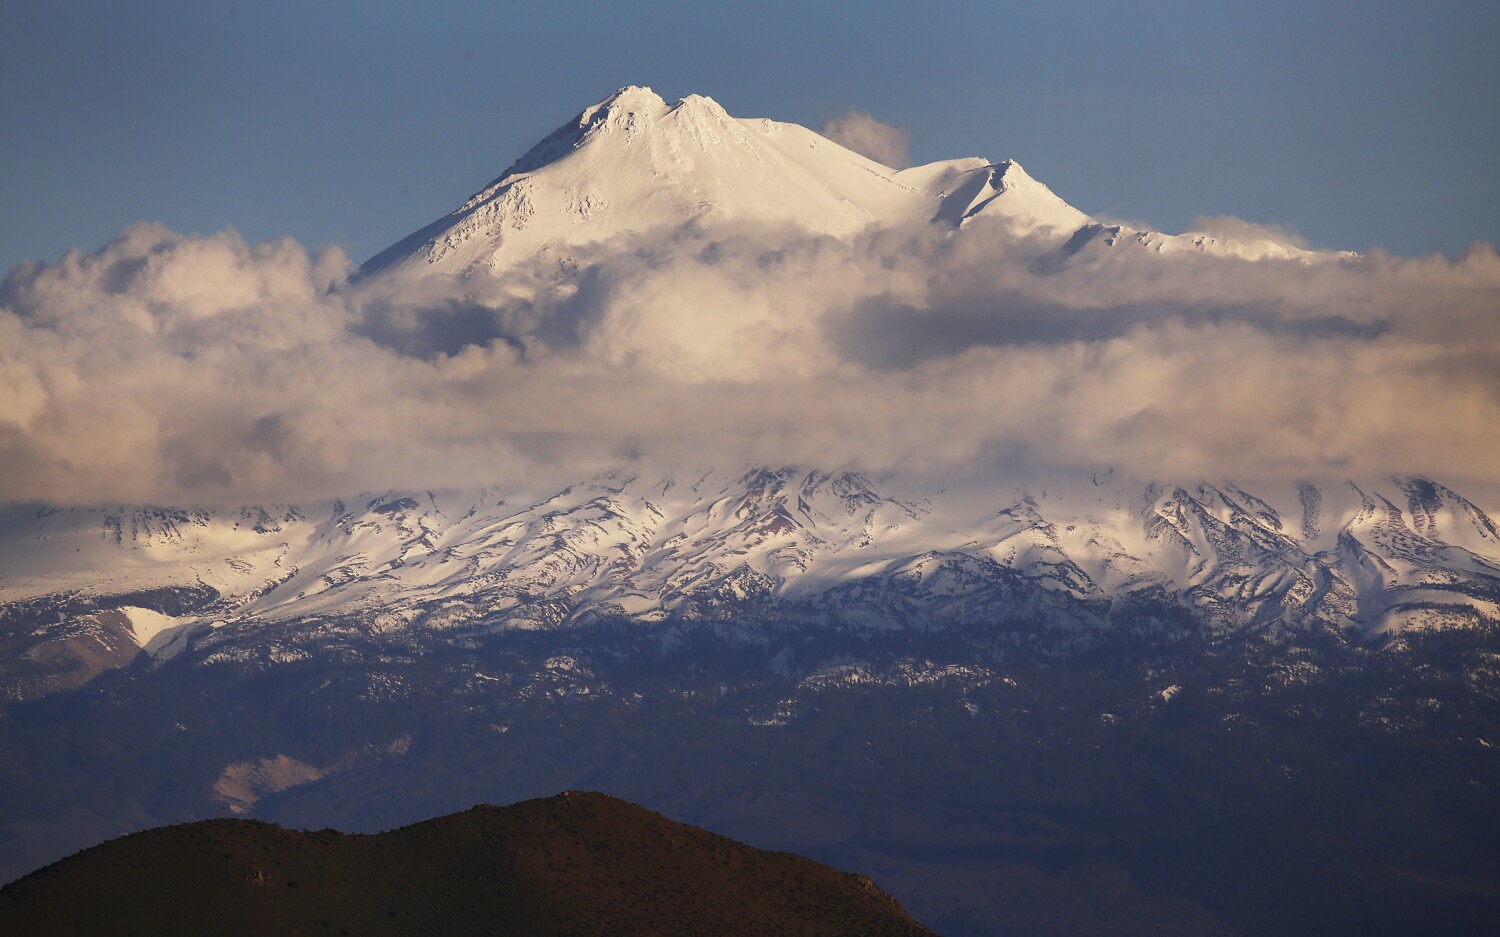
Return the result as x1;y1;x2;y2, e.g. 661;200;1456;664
0;609;140;701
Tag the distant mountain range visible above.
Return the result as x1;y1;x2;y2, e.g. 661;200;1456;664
3;470;1499;701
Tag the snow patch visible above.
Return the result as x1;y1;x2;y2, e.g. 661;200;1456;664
118;606;200;661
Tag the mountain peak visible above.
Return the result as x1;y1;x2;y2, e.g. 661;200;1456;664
579;85;669;128
929;158;1091;234
674;92;730;117
578;88;742;145
360;88;1099;277
597;84;664;108
993;158;1029;181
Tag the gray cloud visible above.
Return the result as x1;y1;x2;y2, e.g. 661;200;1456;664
818;110;911;169
2;219;1499;506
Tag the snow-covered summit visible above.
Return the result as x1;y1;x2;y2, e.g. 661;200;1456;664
928;159;1093;235
361;87;1354;277
362;87;898;276
361;87;1105;277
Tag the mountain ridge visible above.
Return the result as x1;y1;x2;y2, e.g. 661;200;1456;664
4;469;1498;701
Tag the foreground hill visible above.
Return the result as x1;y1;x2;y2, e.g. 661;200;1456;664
0;791;935;936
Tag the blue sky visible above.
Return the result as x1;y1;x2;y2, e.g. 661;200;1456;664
2;0;1496;272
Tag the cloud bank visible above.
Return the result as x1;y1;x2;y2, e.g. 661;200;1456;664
1;218;1498;506
818;110;911;169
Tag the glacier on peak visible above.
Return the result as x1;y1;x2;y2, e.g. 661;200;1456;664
360;86;1351;279
359;87;1107;277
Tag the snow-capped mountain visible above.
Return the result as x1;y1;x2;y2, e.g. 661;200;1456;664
0;88;1463;699
8;89;1499;937
4;470;1497;698
361;86;1327;277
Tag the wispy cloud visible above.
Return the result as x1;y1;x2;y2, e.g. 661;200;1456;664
818;110;911;169
1188;215;1309;249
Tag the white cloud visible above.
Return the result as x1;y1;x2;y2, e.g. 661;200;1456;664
2;219;1499;506
818;110;911;169
1188;215;1309;249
